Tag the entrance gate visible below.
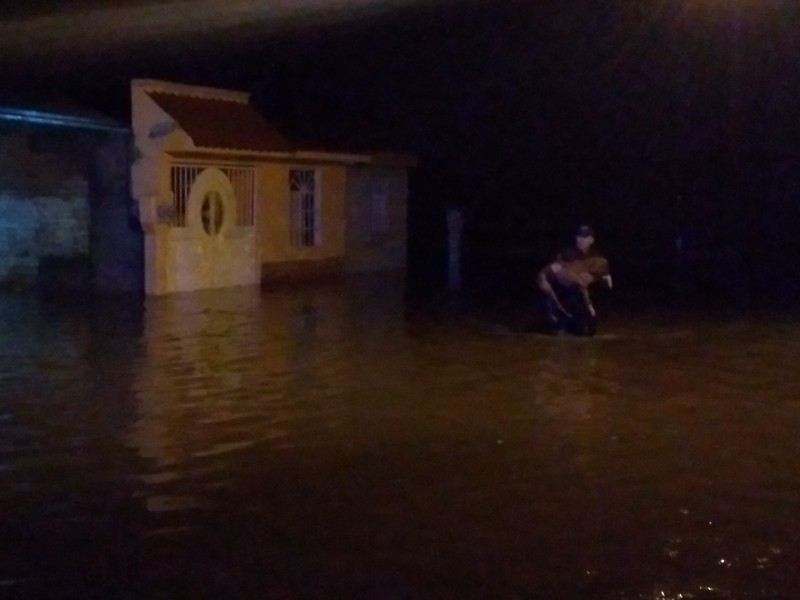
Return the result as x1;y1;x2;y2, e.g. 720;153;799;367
171;166;258;292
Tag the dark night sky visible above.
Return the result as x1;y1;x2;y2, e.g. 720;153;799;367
3;0;800;296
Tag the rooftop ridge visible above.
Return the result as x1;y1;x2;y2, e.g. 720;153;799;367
133;78;249;104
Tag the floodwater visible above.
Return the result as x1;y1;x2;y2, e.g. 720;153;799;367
2;277;800;599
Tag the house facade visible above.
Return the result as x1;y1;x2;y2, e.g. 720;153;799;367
131;79;414;296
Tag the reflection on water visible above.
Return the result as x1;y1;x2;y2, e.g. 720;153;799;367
1;279;800;598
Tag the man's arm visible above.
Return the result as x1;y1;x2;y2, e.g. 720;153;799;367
536;266;571;317
580;286;596;317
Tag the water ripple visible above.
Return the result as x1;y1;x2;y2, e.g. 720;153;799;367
2;284;800;598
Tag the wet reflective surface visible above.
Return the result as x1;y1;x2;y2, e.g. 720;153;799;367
2;278;800;599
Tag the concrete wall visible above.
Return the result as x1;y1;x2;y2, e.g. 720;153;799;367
256;162;347;286
0;132;86;196
130;80;197;226
0;133;90;289
258;162;347;277
258;163;410;283
131;80;195;296
89;132;143;294
0;128;144;294
344;166;408;273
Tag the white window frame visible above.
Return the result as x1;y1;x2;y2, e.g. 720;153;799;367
290;169;321;247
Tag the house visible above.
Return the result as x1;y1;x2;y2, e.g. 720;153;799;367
131;79;416;296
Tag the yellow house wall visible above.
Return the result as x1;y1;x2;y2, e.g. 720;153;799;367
131;80;411;292
131;83;196;226
258;163;347;265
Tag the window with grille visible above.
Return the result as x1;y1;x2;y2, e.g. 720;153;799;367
290;169;320;247
367;177;390;240
168;164;255;228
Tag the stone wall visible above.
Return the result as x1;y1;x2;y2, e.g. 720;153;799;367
0;134;90;289
0;130;143;293
0;133;86;197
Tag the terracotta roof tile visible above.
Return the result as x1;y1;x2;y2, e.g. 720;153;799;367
147;91;290;152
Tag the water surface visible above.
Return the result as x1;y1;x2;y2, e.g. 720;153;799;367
1;280;799;599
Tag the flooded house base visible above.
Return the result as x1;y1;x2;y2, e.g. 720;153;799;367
132;79;414;295
0;79;415;296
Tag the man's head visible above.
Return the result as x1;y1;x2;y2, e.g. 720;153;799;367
576;225;595;253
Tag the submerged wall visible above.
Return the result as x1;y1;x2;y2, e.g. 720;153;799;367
345;166;408;274
0;129;143;294
89;132;143;294
0;134;90;289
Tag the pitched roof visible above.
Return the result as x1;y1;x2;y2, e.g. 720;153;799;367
147;91;290;152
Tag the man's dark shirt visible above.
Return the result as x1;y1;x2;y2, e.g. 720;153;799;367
557;244;598;263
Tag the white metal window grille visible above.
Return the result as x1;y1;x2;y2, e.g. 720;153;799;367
168;165;202;227
223;167;256;227
290;169;319;247
168;164;255;228
367;178;390;240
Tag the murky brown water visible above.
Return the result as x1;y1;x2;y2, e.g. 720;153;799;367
2;278;800;599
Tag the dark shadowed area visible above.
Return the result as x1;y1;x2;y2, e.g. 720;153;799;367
3;0;800;305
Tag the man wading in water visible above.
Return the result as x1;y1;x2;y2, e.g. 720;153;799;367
540;225;612;337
